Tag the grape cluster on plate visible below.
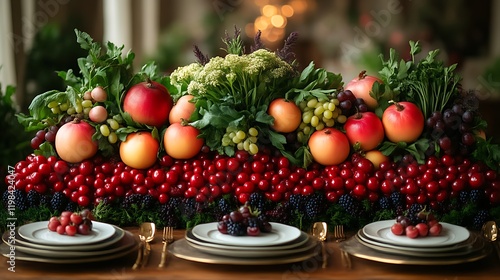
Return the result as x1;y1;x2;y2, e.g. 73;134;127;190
217;204;272;236
390;208;442;239
47;209;93;236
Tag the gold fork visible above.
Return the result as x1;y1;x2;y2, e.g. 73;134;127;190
158;226;174;268
334;225;351;269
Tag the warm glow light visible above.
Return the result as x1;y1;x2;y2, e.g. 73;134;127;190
270;14;286;28
245;23;256;37
254;0;269;7
254;16;270;30
281;5;294;17
267;28;285;42
262;4;278;17
289;0;307;14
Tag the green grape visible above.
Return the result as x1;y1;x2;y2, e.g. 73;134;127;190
59;103;69;111
315;123;325;131
108;132;118;144
299;122;308;130
249;143;259;155
107;119;120;130
306;98;318;108
248;127;258;137
228;132;236;139
236;130;246;140
112;114;123;123
302;111;313;124
331;99;340;106
337;115;347;124
51;107;61;114
47;101;59;109
322;102;330;110
67;107;76;115
82;100;93;108
297;131;305;143
75;103;83;113
83;107;91;115
236;142;244;151
100;124;110;137
324;118;335;127
328;102;336;111
243;139;250;151
299;101;307;110
310;116;319;127
303;126;311;135
221;136;232;146
232;136;242;144
314;106;325;116
323;110;333;119
248;136;257;143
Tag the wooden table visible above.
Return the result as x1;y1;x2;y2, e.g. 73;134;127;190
1;228;499;280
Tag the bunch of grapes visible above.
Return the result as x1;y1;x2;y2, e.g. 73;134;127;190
426;89;481;156
297;90;368;144
217;203;272;236
98;115;123;144
47;209;94;236
390;207;442;239
221;127;259;155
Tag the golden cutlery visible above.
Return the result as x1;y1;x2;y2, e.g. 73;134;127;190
158;226;174;268
482;220;500;261
140;222;156;268
334;224;351;269
312;222;328;269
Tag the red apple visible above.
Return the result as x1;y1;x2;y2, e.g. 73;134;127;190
344;70;382;110
123;80;173;127
382;101;424;143
344;111;384;151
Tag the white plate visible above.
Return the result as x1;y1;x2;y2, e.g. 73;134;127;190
192;222;301;247
170;238;319;265
186;235;318;258
363;220;470;248
186;229;310;251
357;230;476;253
13;230;136;258
18;221;116;245
3;226;125;251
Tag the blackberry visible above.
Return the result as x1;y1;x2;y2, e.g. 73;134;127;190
50;192;68;212
389;192;404;210
159;203;178;227
266;203;291;224
2;190;9;208
289;194;305;212
226;221;246;236
248;192;266;213
305;192;325;219
181;198;196;219
40;194;51;207
378;196;391;210
472;209;490;230
247;217;259;228
338;194;360;216
122;194;142;208
26;190;41;207
469;189;486;204
141;194;155;209
406;204;426;225
458;190;469;205
13;189;28;211
64;201;78;212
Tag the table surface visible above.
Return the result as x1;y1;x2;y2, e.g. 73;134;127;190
1;227;499;280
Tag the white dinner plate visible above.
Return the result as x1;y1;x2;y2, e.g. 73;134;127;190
18;221;116;246
185;230;310;251
13;230;136;258
191;222;301;247
357;230;477;253
186;235;318;258
3;226;125;251
362;220;470;248
356;231;484;258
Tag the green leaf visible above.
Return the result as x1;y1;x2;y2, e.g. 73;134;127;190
34;142;56;158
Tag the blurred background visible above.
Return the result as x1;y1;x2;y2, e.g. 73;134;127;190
1;0;500;167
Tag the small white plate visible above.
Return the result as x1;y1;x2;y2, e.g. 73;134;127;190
18;221;116;246
192;222;301;247
363;220;470;248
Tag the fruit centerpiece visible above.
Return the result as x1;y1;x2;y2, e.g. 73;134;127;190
2;29;500;233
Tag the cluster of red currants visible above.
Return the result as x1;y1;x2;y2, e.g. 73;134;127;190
390;209;442;239
47;209;93;236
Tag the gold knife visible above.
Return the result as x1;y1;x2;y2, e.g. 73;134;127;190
132;239;144;270
141;241;151;268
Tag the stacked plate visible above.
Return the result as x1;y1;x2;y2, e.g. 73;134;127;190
339;220;492;265
169;222;319;265
1;221;138;264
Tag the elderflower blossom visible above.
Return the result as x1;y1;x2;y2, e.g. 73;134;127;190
170;63;203;88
